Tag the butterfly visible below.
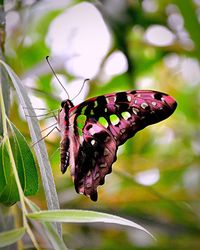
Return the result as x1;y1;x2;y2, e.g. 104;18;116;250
58;89;177;201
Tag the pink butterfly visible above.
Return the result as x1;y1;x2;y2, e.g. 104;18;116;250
58;89;177;201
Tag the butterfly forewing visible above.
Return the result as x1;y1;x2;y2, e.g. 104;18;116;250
58;90;177;201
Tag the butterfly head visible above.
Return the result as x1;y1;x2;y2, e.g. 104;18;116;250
60;99;74;113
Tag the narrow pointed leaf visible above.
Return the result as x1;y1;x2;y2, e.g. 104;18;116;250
28;209;155;239
0;143;7;196
27;199;68;250
0;60;61;234
0;227;26;247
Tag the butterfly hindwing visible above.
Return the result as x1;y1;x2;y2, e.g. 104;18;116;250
69;118;117;201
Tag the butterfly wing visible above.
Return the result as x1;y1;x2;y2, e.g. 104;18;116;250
104;90;177;146
67;116;117;201
73;90;177;146
61;90;177;201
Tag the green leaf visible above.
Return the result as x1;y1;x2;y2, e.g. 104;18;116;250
9;122;38;196
0;142;19;205
0;59;61;234
0;143;7;196
0;67;11;135
28;209;155;239
27;199;68;250
0;122;38;206
0;59;60;206
0;227;26;247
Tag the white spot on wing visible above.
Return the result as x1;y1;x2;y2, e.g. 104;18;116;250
104;148;109;156
121;128;126;133
91;139;96;145
132;107;139;115
121;111;131;120
100;163;106;168
86;183;92;188
89;127;96;135
161;97;165;102
94;101;98;108
141;102;148;109
87;171;91;177
127;95;131;102
152;101;157;106
94;172;100;180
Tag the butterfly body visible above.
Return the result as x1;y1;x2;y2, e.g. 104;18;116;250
58;90;177;201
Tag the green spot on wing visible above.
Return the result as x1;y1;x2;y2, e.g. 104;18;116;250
81;106;87;114
121;111;131;120
110;114;120;126
76;115;87;136
98;117;108;127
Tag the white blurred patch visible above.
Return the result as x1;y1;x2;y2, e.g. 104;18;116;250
192;140;200;156
51;74;69;101
5;11;20;37
164;54;200;86
19;77;47;120
168;12;184;32
99;0;127;19
103;51;128;78
142;0;158;13
134;168;160;186
183;165;200;193
22;76;38;89
127;229;154;247
164;53;180;69
154;126;175;145
51;75;89;105
166;5;194;50
137;77;155;89
29;95;47;111
43;116;59;141
144;25;175;47
180;58;200;86
194;0;200;6
46;2;112;78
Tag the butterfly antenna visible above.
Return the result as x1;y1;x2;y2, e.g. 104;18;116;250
46;56;70;99
71;78;90;101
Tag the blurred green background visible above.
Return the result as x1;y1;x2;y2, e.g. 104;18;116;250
1;0;200;249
